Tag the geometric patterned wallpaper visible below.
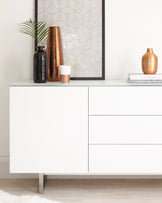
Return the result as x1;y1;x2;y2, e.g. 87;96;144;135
38;0;102;78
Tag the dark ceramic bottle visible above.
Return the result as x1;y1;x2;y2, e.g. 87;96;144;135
34;46;47;83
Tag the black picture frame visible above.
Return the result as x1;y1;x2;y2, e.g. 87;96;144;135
35;0;105;80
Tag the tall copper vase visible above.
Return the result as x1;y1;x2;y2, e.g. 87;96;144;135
47;26;64;81
142;48;158;74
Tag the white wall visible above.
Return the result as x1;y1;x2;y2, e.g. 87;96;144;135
0;0;34;155
106;0;162;80
1;0;162;177
0;0;34;177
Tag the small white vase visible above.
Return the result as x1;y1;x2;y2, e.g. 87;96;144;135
60;65;71;84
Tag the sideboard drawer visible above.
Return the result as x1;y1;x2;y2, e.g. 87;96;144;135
89;116;162;144
89;87;162;115
89;145;162;174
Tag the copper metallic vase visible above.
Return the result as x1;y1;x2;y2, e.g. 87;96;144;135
142;48;158;74
47;26;64;81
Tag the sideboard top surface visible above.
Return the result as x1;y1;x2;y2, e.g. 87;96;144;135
10;80;162;87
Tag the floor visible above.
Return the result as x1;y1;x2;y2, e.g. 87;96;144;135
0;179;162;203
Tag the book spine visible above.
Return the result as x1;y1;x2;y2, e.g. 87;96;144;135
129;76;162;81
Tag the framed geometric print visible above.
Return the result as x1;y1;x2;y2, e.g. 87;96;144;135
35;0;105;80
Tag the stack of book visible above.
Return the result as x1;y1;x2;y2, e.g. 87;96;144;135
128;73;162;83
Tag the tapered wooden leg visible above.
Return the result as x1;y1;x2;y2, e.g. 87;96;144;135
38;173;47;194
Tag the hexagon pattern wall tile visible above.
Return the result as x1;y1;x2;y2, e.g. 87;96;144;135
38;0;102;78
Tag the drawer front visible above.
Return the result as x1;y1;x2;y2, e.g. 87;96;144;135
89;145;162;174
89;116;162;144
89;87;162;115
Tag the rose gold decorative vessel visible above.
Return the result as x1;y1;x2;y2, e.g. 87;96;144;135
60;65;71;84
47;26;64;81
142;48;158;74
60;75;70;84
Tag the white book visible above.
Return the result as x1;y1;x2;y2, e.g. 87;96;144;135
128;80;162;83
129;73;162;81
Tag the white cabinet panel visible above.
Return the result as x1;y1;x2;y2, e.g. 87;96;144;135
89;145;162;174
89;116;162;144
10;87;88;173
89;87;162;115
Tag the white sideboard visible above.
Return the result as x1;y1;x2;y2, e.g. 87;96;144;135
10;80;162;193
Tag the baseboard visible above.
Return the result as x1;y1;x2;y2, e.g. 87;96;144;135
1;156;162;179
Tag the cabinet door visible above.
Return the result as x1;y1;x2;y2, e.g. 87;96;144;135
10;87;88;173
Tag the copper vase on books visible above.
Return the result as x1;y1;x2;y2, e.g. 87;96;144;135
47;26;64;81
142;48;158;74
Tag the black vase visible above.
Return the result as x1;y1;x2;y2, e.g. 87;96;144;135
34;46;47;83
